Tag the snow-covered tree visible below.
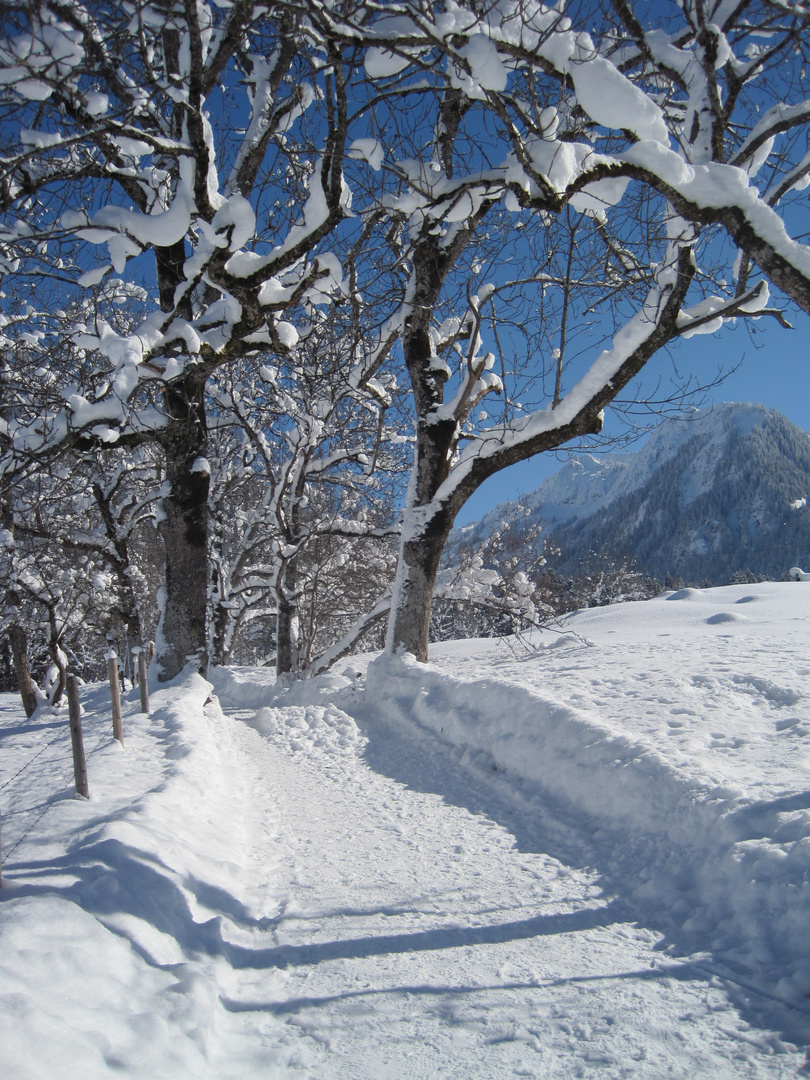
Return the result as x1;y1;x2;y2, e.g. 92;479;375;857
0;278;165;704
0;453;146;707
0;1;371;677
561;549;660;611
327;0;810;660
432;505;552;641
2;0;809;677
205;313;405;674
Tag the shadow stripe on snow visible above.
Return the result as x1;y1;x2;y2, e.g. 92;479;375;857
365;653;810;1004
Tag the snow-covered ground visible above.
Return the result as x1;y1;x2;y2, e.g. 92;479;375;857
1;582;809;1078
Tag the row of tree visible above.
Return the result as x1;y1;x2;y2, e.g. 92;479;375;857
1;0;809;705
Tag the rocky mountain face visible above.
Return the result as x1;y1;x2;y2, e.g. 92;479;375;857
457;404;810;586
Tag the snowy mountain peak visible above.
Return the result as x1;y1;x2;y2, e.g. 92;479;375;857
460;403;810;586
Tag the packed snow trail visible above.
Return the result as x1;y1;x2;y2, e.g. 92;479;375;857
2;582;809;1078
207;669;808;1078
0;682;804;1080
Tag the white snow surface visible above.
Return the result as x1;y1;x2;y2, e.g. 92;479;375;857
2;582;810;1077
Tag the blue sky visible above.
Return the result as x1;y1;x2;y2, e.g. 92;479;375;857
456;306;810;525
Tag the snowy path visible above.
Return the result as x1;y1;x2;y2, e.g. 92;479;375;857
2;584;809;1078
203;686;807;1078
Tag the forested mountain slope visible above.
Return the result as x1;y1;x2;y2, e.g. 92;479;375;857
459;405;810;586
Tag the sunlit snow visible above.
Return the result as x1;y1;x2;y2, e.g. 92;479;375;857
2;582;809;1077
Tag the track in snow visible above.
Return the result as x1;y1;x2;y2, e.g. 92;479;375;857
206;690;809;1079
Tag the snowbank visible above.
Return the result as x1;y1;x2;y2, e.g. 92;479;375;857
0;669;248;1079
2;584;809;1076
363;584;810;1001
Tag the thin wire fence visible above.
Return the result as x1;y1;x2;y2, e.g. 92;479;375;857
0;673;129;878
0;724;71;795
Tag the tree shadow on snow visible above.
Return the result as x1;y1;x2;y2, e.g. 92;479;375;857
347;696;810;1055
3;836;623;970
219;958;712;1019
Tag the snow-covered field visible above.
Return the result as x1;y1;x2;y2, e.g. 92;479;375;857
1;582;809;1078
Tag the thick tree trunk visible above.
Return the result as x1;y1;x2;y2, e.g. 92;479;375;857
384;242;458;661
383;237;460;660
156;372;210;680
8;624;38;717
384;394;457;660
383;179;475;661
275;590;299;677
386;526;450;661
210;595;231;669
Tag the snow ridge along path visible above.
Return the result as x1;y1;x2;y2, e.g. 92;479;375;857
0;582;808;1077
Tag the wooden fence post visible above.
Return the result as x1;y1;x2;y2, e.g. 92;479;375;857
67;675;89;798
107;653;124;746
137;649;149;714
